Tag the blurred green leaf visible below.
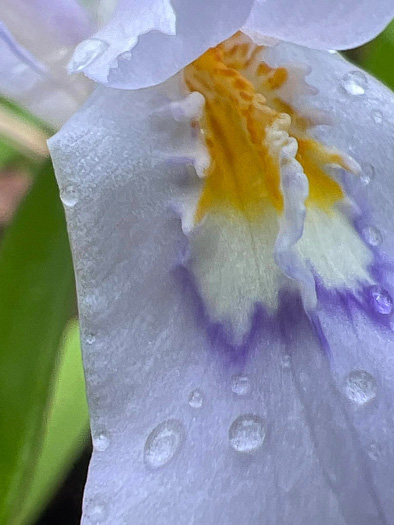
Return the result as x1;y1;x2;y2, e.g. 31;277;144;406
19;321;89;525
0;161;75;524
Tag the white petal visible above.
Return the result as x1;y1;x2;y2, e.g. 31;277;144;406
244;0;394;50
68;0;254;89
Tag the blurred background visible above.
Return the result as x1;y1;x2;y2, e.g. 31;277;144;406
0;18;393;525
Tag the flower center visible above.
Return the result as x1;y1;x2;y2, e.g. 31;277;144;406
184;32;354;224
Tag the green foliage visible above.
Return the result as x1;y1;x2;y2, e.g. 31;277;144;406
18;322;89;525
0;162;75;524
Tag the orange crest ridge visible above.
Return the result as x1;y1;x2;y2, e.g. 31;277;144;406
184;32;356;224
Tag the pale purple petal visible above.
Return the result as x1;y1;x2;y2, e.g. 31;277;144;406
68;0;254;89
263;42;394;518
49;43;394;523
0;0;95;127
244;0;394;50
0;22;88;128
1;0;94;55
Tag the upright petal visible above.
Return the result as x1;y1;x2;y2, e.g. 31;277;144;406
1;0;94;54
68;0;254;89
0;0;94;127
49;42;394;524
244;0;394;50
0;23;88;128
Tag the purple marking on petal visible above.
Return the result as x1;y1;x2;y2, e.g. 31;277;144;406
173;265;276;366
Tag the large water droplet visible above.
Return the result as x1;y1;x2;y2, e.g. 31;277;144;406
93;432;110;452
360;164;375;186
69;39;109;73
231;374;251;396
371;109;383;124
229;414;266;453
188;389;203;408
60;185;78;207
362;225;383;247
369;285;393;315
341;70;367;96
144;419;184;468
344;370;377;405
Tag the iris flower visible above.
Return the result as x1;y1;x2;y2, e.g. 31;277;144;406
3;1;394;523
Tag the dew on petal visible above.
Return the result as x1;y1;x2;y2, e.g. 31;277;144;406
344;370;377;405
360;164;376;186
69;39;109;73
60;185;78;207
86;333;96;345
144;419;184;469
369;285;393;315
362;225;383;247
93;432;110;452
371;109;383;124
341;71;367;96
229;414;266;453
87;503;107;523
281;355;292;369
188;389;203;408
231;374;251;396
367;442;382;461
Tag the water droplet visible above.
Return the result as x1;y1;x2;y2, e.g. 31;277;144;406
188;389;203;408
341;70;367;96
281;355;292;369
144;419;184;469
69;39;109;72
367;442;381;460
231;374;251;396
360;164;375;186
362;225;383;247
89;503;107;522
60;185;78;207
86;333;96;345
369;285;393;315
93;432;110;452
229;414;266;453
344;370;377;405
371;109;383;124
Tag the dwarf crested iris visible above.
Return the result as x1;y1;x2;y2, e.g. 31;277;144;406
3;0;394;524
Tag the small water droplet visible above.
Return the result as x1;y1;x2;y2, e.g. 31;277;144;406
188;389;203;408
344;370;377;405
60;185;78;207
93;432;110;452
360;164;375;186
341;70;367;96
281;355;291;369
229;414;266;453
86;333;96;345
371;109;383;124
369;285;393;315
362;225;383;247
231;374;251;396
144;419;184;469
69;39;109;72
89;503;107;522
367;442;381;460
